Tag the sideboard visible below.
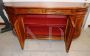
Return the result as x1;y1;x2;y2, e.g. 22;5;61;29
4;2;89;52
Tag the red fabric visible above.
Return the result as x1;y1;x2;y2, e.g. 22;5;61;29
23;14;67;36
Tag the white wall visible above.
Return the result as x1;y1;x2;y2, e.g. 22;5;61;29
0;16;4;22
83;5;90;30
3;0;90;2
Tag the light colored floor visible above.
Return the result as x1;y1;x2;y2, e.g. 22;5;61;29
0;25;90;56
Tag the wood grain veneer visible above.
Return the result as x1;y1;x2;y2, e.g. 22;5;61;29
4;2;89;52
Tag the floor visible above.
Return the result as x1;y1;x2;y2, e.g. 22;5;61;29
0;25;90;56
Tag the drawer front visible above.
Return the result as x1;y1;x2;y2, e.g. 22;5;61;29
45;9;71;14
72;9;87;14
29;9;45;14
15;8;44;14
15;8;72;15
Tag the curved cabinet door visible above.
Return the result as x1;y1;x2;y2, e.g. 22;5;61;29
64;16;75;52
14;16;26;49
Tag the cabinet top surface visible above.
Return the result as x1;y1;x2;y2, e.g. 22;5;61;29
4;2;89;8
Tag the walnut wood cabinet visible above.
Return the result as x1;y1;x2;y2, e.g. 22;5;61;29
4;2;88;52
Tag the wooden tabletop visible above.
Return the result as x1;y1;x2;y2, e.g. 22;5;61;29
4;2;89;8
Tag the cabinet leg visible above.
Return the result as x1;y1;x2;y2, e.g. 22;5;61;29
65;43;71;53
19;39;25;50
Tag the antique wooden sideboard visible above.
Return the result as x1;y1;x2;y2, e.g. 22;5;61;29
4;2;89;52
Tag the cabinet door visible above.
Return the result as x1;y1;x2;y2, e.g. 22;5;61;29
14;16;26;49
64;16;75;52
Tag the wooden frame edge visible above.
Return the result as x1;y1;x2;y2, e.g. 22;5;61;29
0;22;5;25
88;25;90;27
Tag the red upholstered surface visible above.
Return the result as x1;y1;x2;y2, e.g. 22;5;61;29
23;14;67;36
